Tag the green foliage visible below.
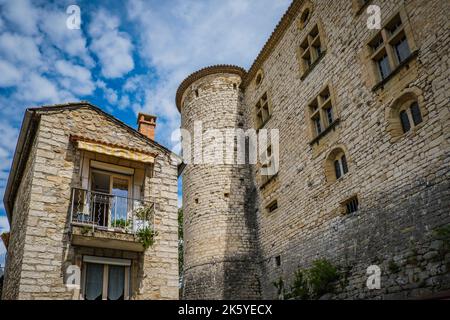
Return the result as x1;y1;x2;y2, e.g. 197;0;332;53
289;269;309;300
137;226;158;250
272;277;285;299
433;224;450;260
134;206;153;221
307;259;339;298
178;209;184;278
278;259;340;300
388;260;401;274
434;225;450;244
111;219;130;229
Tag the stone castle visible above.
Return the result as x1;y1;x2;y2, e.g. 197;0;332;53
1;0;449;300
178;0;450;299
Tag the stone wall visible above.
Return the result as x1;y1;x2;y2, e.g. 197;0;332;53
242;0;450;299
2;106;179;300
181;73;261;299
1;126;38;300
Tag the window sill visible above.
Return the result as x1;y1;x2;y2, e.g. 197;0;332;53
372;50;419;91
309;118;340;146
259;173;279;190
300;50;327;81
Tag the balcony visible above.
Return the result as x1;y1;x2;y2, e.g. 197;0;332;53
69;188;155;252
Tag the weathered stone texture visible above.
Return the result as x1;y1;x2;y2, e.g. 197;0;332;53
2;106;179;300
181;74;261;299
181;0;450;299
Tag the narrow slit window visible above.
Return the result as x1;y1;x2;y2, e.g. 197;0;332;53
267;200;278;213
400;110;411;133
345;197;359;214
410;102;423;126
334;160;342;180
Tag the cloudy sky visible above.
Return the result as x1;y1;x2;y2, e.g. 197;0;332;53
0;0;291;267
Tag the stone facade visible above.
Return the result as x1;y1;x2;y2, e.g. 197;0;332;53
181;71;261;299
2;104;179;300
179;0;450;299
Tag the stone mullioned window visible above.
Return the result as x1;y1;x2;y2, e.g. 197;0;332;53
254;92;272;129
307;85;339;144
298;21;327;80
366;8;418;90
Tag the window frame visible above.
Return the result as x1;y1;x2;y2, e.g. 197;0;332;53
254;91;272;129
80;256;131;300
297;21;327;79
325;146;350;184
308;84;339;144
386;88;427;141
365;7;418;89
340;195;360;215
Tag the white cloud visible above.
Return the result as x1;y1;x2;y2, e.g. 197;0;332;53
0;0;39;35
39;9;93;66
0;215;8;234
125;0;290;146
89;10;134;78
55;60;95;96
96;80;119;105
0;214;8;268
0;32;42;68
0;60;23;87
13;73;74;105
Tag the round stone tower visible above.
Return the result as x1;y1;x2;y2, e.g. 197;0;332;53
177;65;260;299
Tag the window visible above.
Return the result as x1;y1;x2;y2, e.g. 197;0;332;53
308;86;338;142
81;256;131;300
400;102;423;133
255;69;264;87
275;255;282;267
325;147;350;183
259;143;278;187
341;196;359;215
334;154;348;180
387;89;426;139
267;200;278;213
367;12;415;85
89;169;132;229
298;23;326;78
255;92;272;129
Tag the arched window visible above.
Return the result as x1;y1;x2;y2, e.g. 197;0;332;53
325;147;350;183
255;69;264;88
387;89;426;140
334;154;348;180
298;0;314;30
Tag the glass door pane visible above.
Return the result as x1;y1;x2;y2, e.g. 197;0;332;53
91;172;111;227
107;265;125;300
85;263;104;300
111;178;130;228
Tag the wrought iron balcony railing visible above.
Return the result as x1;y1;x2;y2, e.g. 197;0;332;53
70;188;155;234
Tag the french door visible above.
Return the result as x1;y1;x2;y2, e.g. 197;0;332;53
90;170;132;228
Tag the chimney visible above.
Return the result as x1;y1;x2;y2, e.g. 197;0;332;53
137;113;157;140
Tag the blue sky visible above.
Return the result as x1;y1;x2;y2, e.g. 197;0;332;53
0;0;291;267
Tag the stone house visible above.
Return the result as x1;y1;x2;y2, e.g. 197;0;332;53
178;0;450;299
1;103;180;300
